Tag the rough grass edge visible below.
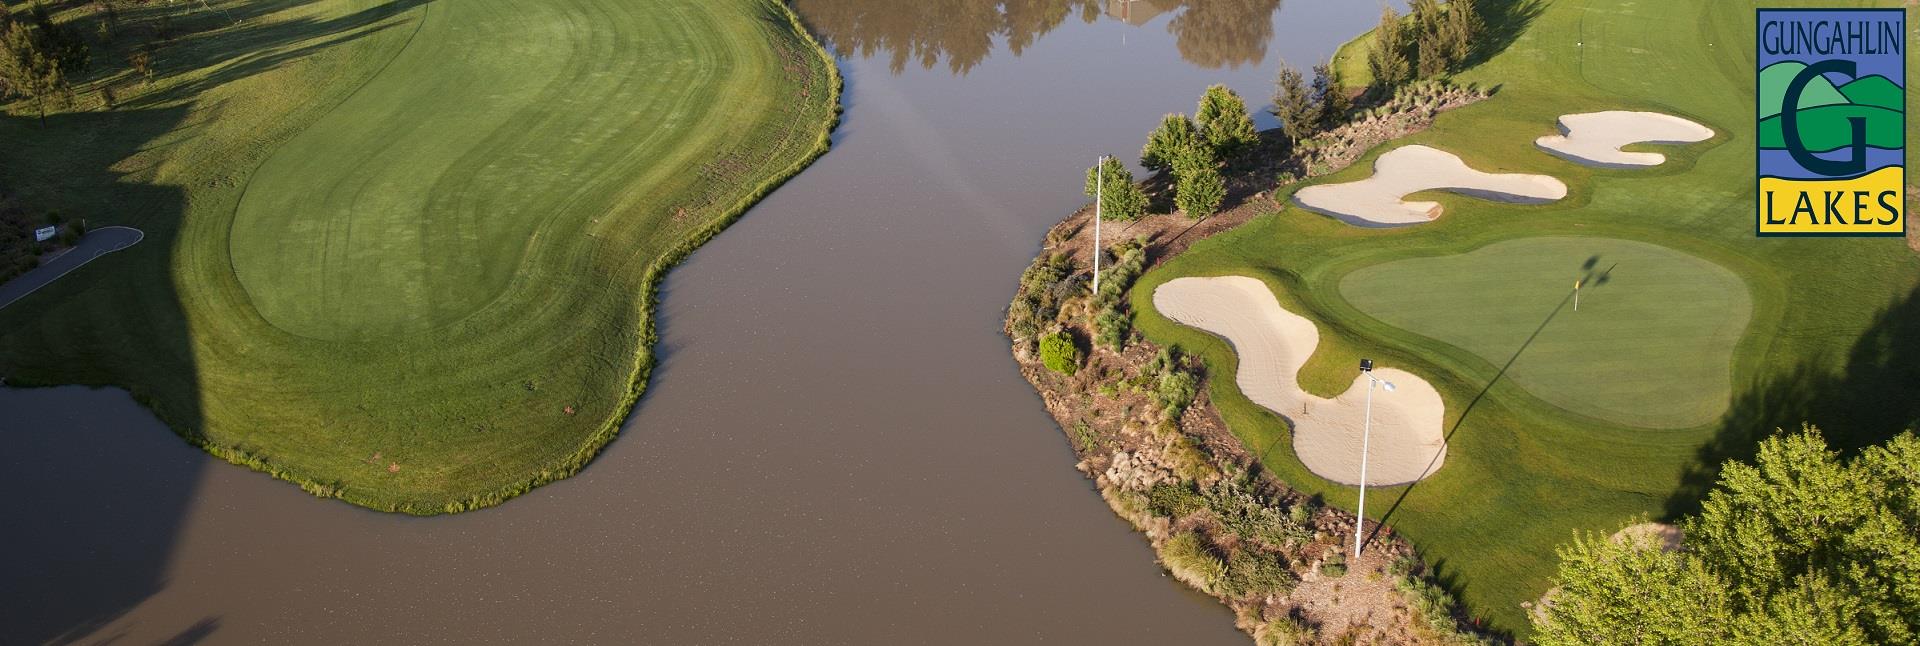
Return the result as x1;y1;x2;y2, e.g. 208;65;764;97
61;0;848;516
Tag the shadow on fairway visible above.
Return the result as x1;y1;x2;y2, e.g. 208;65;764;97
1663;283;1920;518
0;0;432;641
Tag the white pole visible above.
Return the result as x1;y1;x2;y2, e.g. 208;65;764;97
1093;156;1103;293
1354;376;1374;561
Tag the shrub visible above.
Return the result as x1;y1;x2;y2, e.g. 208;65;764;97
1162;436;1216;483
1095;306;1129;351
1147;481;1209;519
1161;531;1228;593
1039;331;1081;375
1206;475;1310;548
1070;421;1099;452
1154;366;1201;419
1226;548;1295;597
1175;165;1225;220
1256;614;1318;646
1319;551;1348;578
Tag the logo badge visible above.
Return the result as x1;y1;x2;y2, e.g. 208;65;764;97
1757;9;1905;237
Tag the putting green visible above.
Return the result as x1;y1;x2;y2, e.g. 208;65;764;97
231;0;792;340
0;0;837;512
1339;237;1751;429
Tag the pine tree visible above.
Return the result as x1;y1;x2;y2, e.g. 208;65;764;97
1410;0;1450;78
1084;157;1148;222
1270;63;1315;143
1141;113;1200;174
1313;64;1350;130
1441;0;1481;71
1194;84;1257;159
1174;165;1225;220
1366;7;1410;90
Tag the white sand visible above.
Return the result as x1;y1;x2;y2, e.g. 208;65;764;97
1153;276;1447;485
1535;111;1715;168
1291;145;1568;227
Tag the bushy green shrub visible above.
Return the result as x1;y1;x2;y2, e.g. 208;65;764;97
1206;476;1311;548
1161;531;1228;593
1175;165;1225;219
1039;331;1081;375
1154;367;1200;419
1226;548;1295;597
1162;436;1217;483
1256;615;1318;646
1095;306;1129;351
1009;254;1078;338
1147;481;1209;519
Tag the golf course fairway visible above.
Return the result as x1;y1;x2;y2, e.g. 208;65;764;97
1341;236;1752;429
0;0;838;513
1135;0;1920;635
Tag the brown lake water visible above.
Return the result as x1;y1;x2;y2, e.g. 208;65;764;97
0;1;1384;642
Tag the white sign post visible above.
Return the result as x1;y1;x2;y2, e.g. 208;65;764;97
34;226;57;242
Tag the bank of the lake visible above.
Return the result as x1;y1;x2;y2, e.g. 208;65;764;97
1005;77;1499;642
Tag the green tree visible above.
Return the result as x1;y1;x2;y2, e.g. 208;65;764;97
1410;0;1450;78
0;4;87;123
1312;63;1351;130
1535;427;1920;645
1440;0;1480;70
1175;165;1225;220
1141;113;1201;174
1084;157;1148;221
1270;63;1315;143
1367;7;1411;90
1194;84;1257;159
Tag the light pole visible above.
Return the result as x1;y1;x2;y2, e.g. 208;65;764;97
1092;155;1104;293
1354;358;1395;561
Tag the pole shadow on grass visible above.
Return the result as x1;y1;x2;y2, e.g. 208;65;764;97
1365;261;1616;550
0;0;436;641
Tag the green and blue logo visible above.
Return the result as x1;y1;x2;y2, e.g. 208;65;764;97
1757;8;1905;236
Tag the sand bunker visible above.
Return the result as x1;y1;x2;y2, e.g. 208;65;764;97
1292;145;1568;227
1153;276;1447;485
1535;111;1715;168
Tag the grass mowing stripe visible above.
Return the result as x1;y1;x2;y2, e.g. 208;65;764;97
0;0;840;514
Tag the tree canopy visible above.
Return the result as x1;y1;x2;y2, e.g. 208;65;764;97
1270;63;1314;143
1534;427;1920;645
1194;84;1257;159
1141;113;1203;174
1084;156;1147;221
1174;165;1224;220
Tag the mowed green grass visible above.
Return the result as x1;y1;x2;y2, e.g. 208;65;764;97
1341;236;1752;429
0;0;837;512
1133;0;1920;635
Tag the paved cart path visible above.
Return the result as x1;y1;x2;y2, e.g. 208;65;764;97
0;226;144;311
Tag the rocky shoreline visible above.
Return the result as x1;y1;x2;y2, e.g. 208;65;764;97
1005;82;1500;645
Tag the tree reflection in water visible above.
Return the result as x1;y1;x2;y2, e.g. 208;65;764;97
793;0;1283;74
